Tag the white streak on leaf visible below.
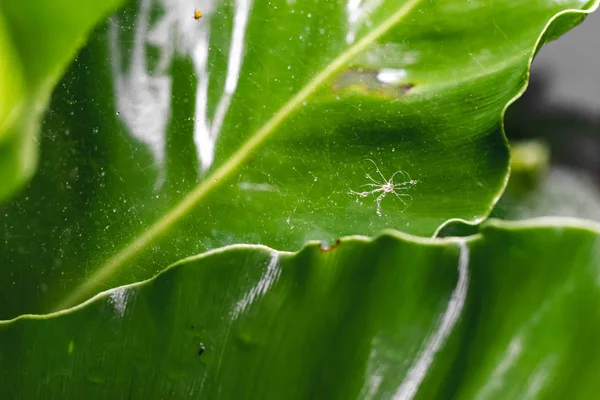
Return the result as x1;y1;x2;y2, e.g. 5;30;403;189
232;252;280;319
109;0;171;188
477;336;523;399
210;0;253;146
394;240;469;400
346;0;385;44
110;0;253;181
359;341;386;400
524;359;555;399
109;287;129;318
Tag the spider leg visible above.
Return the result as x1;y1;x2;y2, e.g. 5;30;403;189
357;183;381;189
360;162;383;185
349;188;384;198
364;174;382;185
375;192;387;216
392;182;412;189
390;169;412;185
364;158;388;183
392;192;413;211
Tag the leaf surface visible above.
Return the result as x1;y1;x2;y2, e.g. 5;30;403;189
2;219;600;398
0;0;597;317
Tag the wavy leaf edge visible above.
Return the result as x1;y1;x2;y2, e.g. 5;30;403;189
2;215;600;325
433;1;600;237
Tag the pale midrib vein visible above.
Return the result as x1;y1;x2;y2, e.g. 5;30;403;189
56;0;423;310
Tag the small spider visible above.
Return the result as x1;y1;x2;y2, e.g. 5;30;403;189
194;9;203;20
349;159;417;216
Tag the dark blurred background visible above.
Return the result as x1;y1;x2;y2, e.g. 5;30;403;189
500;10;600;221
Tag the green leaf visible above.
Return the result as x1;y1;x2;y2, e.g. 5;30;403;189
2;218;599;398
0;0;124;201
0;0;597;318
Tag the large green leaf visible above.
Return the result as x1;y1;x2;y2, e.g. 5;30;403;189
0;0;597;318
0;0;124;201
2;219;599;398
